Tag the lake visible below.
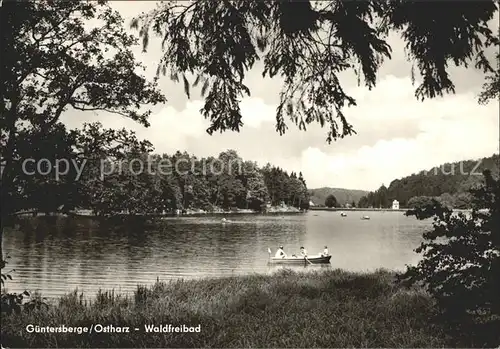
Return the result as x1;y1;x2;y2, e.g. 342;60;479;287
2;210;431;299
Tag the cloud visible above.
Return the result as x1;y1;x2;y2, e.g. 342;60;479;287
61;97;276;154
240;98;276;128
285;76;499;190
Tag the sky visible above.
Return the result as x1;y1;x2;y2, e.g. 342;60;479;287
61;2;500;191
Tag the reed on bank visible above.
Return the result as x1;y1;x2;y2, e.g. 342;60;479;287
0;269;476;348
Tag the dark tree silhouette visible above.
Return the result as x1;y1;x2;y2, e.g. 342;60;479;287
325;194;338;208
0;0;165;264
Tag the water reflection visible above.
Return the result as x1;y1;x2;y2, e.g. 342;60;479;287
3;211;430;298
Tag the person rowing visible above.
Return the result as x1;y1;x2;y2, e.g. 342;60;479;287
322;245;329;256
275;245;287;258
300;246;307;257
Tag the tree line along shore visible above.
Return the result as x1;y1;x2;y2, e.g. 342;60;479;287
5;144;310;222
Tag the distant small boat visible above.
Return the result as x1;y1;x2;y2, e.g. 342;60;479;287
361;215;370;220
340;212;347;217
221;218;233;223
269;255;332;264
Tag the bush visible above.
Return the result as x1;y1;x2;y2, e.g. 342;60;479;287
400;170;500;322
1;256;37;315
324;194;338;208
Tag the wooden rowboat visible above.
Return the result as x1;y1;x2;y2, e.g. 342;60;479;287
269;255;332;264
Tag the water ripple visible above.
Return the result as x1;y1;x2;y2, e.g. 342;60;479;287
3;211;429;298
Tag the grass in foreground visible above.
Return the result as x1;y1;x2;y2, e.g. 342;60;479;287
0;269;465;347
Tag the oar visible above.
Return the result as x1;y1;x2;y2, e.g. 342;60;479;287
268;248;272;259
304;255;313;265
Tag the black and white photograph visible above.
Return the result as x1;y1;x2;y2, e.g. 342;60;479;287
1;0;499;347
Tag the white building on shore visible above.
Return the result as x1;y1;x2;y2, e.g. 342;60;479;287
392;200;400;210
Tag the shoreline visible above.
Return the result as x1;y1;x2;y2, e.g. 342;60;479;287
12;205;306;219
309;207;475;213
1;268;493;348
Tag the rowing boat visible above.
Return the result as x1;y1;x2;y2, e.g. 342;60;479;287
269;255;332;264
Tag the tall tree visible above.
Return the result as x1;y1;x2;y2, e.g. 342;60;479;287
0;1;165;261
77;124;158;217
12;124;80;216
243;161;269;211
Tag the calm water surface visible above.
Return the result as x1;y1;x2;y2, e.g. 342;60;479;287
3;211;431;298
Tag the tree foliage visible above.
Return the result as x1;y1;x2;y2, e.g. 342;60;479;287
4;122;310;218
0;0;165;223
479;29;500;104
261;165;309;209
73;122;157;217
10;124;81;216
357;154;499;208
325;194;338;208
132;0;498;142
400;170;500;325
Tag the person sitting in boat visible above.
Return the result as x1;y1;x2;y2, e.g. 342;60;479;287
275;245;287;258
300;246;308;257
321;246;329;256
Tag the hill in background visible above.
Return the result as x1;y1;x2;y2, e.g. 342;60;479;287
308;188;369;207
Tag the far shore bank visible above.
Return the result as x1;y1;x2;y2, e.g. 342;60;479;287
309;207;475;213
12;205;306;219
2;268;495;348
309;207;408;212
